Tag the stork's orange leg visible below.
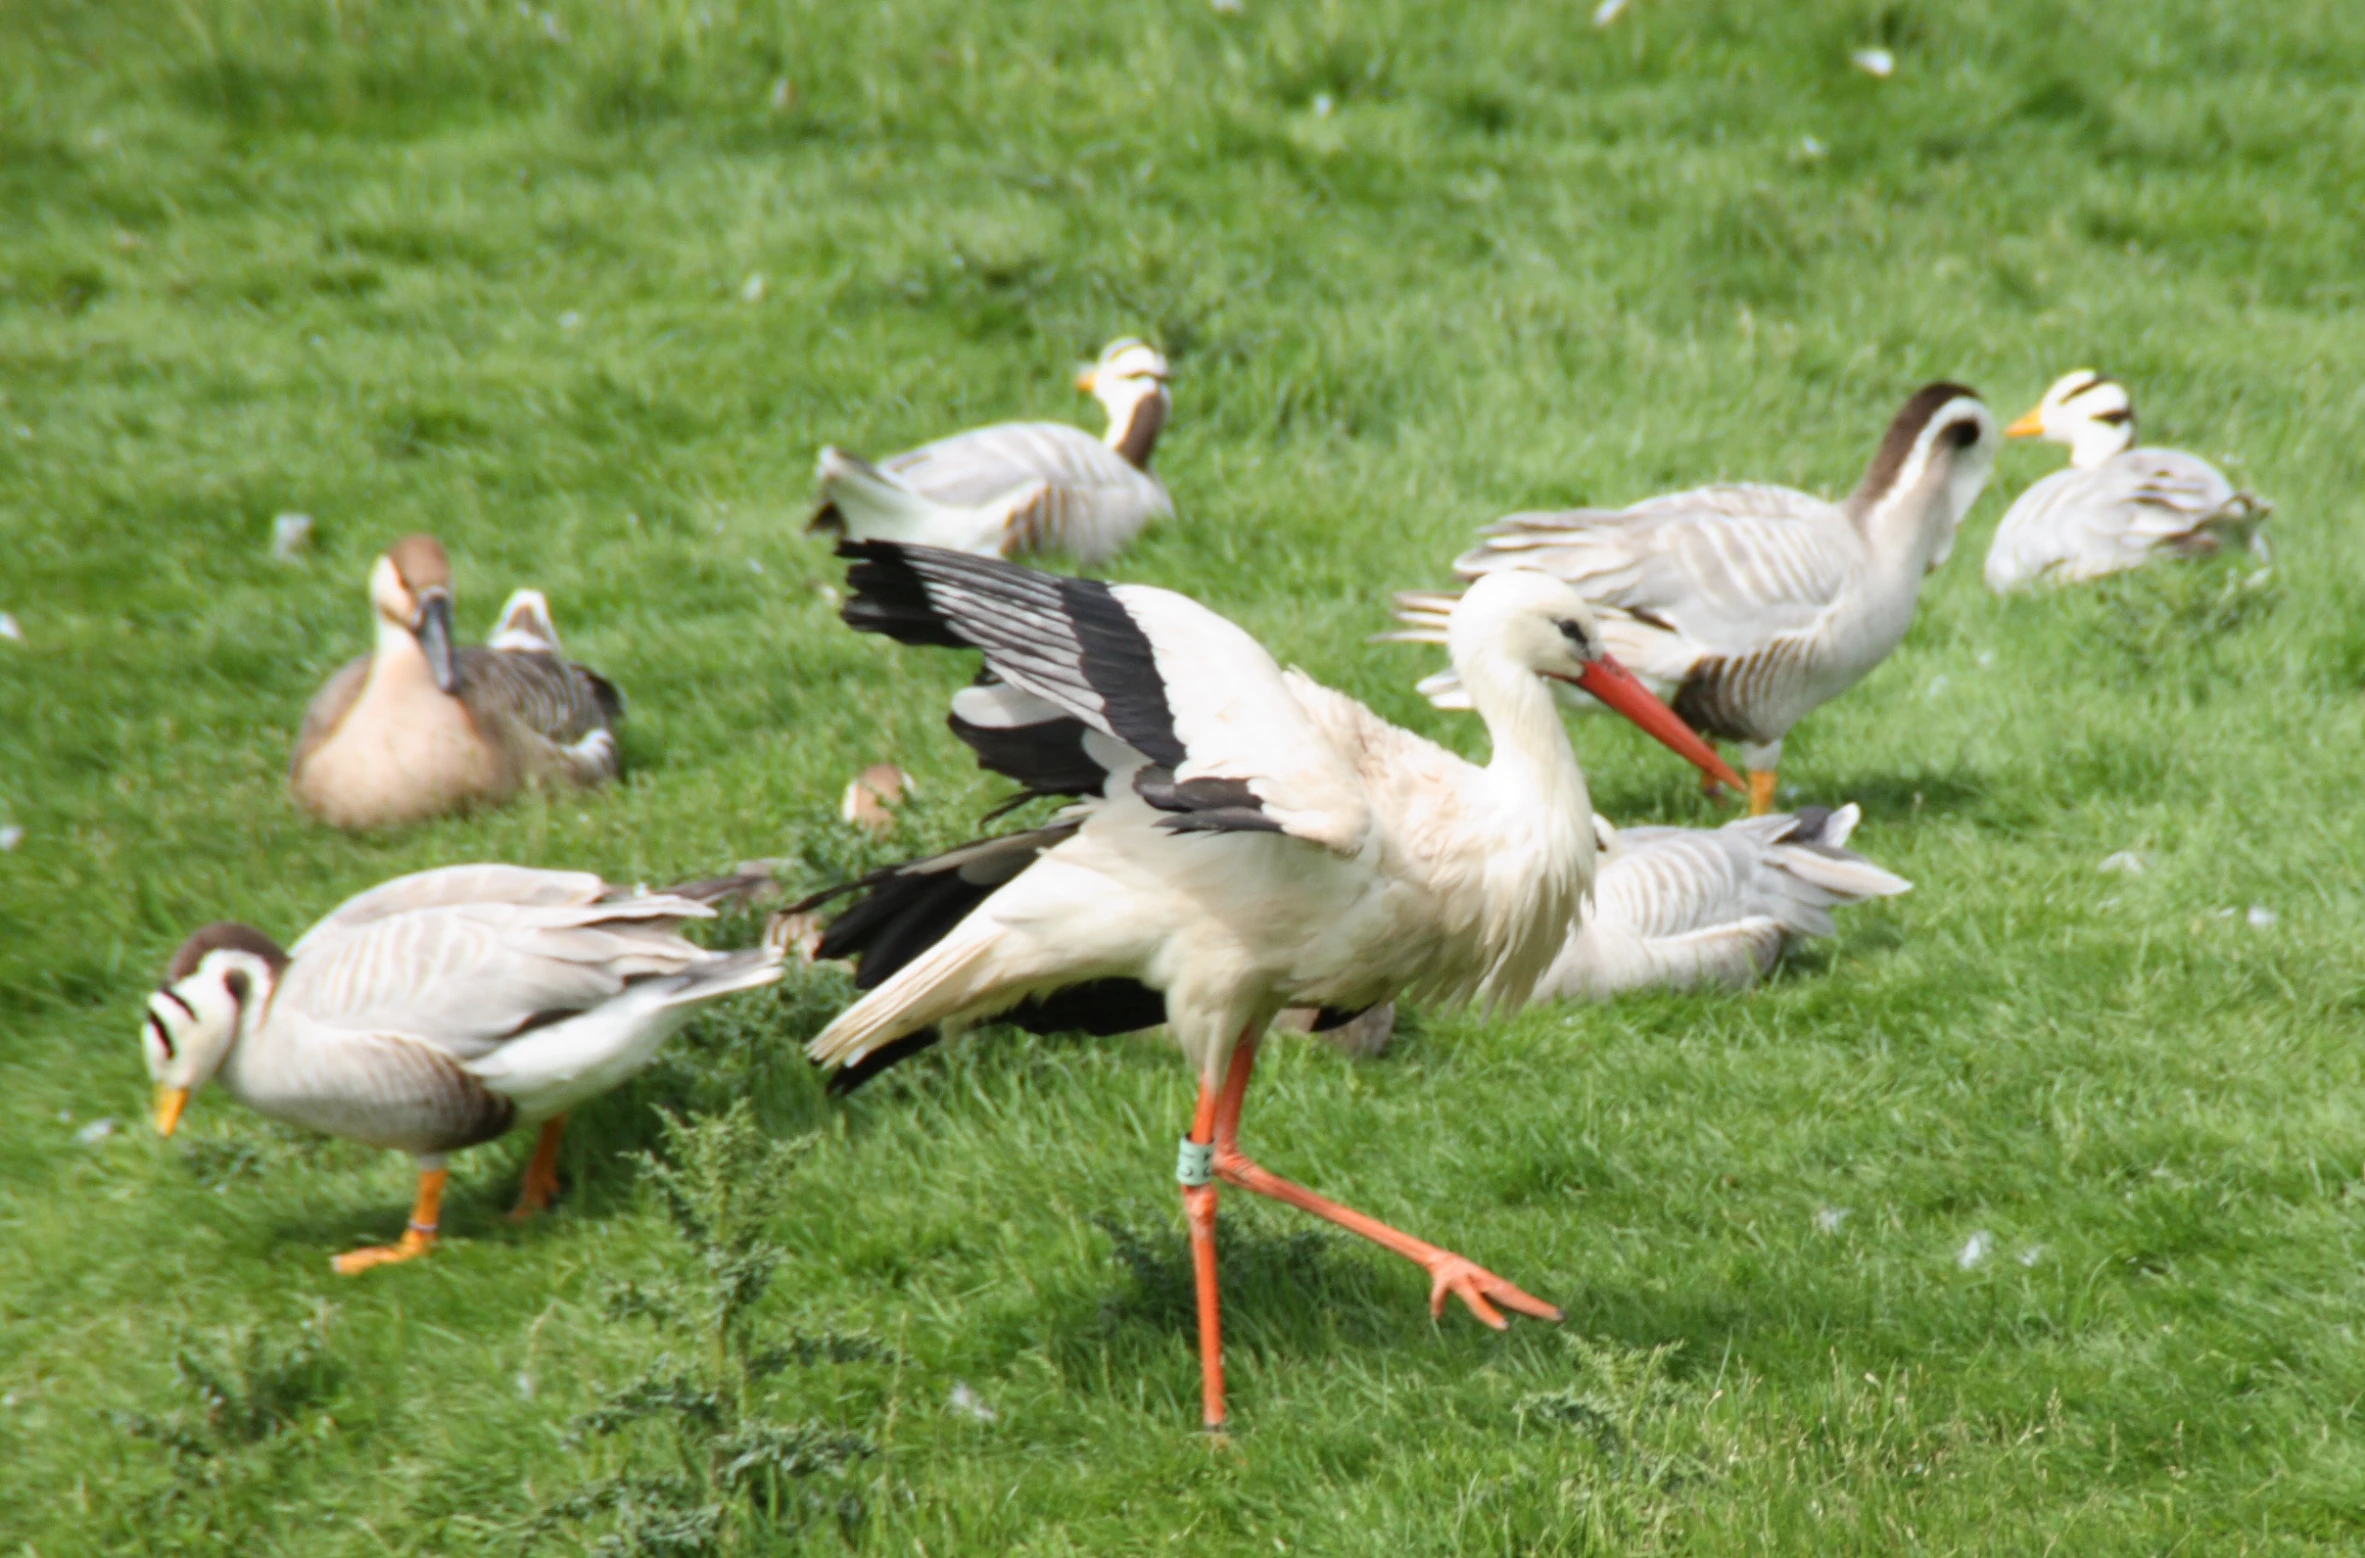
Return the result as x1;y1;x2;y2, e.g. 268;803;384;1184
1180;1082;1226;1432
1747;770;1779;817
1209;1033;1563;1329
333;1166;447;1275
508;1115;568;1222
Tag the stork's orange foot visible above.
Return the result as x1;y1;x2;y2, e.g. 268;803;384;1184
331;1227;437;1275
1422;1253;1564;1329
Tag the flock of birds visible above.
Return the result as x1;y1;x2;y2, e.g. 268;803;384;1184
141;339;2270;1430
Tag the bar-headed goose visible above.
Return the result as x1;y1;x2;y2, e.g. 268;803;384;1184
288;536;623;830
1983;370;2270;593
1542;804;1909;1000
811;338;1173;563
143;865;782;1272
1390;384;1996;814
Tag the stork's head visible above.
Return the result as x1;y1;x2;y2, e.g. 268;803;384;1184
1076;337;1170;418
369;534;459;693
1452;569;1743;792
144;923;289;1137
2008;370;2135;469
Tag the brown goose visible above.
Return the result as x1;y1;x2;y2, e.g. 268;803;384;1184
811;338;1173;564
288;536;622;829
1388;385;1996;814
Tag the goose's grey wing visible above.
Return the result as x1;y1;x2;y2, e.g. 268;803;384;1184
887;421;1169;562
292;864;611;953
1457;485;1859;653
278;889;720;1060
457;647;622;745
1986;451;2264;589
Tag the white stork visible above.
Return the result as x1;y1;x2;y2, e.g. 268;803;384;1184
797;540;1743;1430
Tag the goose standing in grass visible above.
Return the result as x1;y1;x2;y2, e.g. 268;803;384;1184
1983;370;2270;593
143;865;782;1273
1389;385;1996;815
795;540;1743;1430
1541;804;1909;1000
288;536;623;829
810;338;1173;563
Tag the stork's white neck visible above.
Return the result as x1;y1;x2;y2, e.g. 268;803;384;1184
1458;645;1593;839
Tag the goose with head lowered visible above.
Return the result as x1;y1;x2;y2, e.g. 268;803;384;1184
144;865;782;1273
1983;370;2269;593
1389;385;1996;815
811;338;1173;564
790;540;1743;1431
289;536;623;830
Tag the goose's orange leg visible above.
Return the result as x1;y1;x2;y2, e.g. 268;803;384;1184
1747;770;1779;816
508;1115;568;1222
333;1166;447;1275
1179;1079;1226;1431
1209;1032;1563;1329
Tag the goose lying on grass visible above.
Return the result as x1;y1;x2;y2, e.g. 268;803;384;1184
1984;370;2269;593
812;338;1173;564
289;536;622;829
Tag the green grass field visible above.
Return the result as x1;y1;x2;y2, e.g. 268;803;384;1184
6;0;2365;1550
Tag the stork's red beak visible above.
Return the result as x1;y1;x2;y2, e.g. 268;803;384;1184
1559;656;1745;793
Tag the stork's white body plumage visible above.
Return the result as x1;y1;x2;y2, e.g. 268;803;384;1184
1390;385;1997;811
800;541;1742;1429
1543;804;1910;1000
812;339;1174;564
1985;371;2270;593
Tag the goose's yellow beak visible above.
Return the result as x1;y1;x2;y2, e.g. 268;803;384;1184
1075;369;1098;393
2005;409;2046;439
154;1086;190;1137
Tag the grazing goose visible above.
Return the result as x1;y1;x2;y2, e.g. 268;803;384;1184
1390;385;1997;815
288;536;623;830
811;338;1173;563
1541;803;1909;1000
1984;370;2270;593
144;865;782;1273
794;540;1743;1429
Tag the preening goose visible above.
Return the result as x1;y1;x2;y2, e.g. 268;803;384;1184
794;540;1743;1430
811;338;1173;563
1390;385;1997;815
144;865;782;1273
1542;803;1909;1000
1983;370;2270;593
288;536;623;830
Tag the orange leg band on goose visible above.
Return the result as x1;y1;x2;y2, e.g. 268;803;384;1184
1209;1032;1564;1330
333;1166;447;1275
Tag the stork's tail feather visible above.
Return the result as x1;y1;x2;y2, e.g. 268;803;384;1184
805;921;1003;1074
